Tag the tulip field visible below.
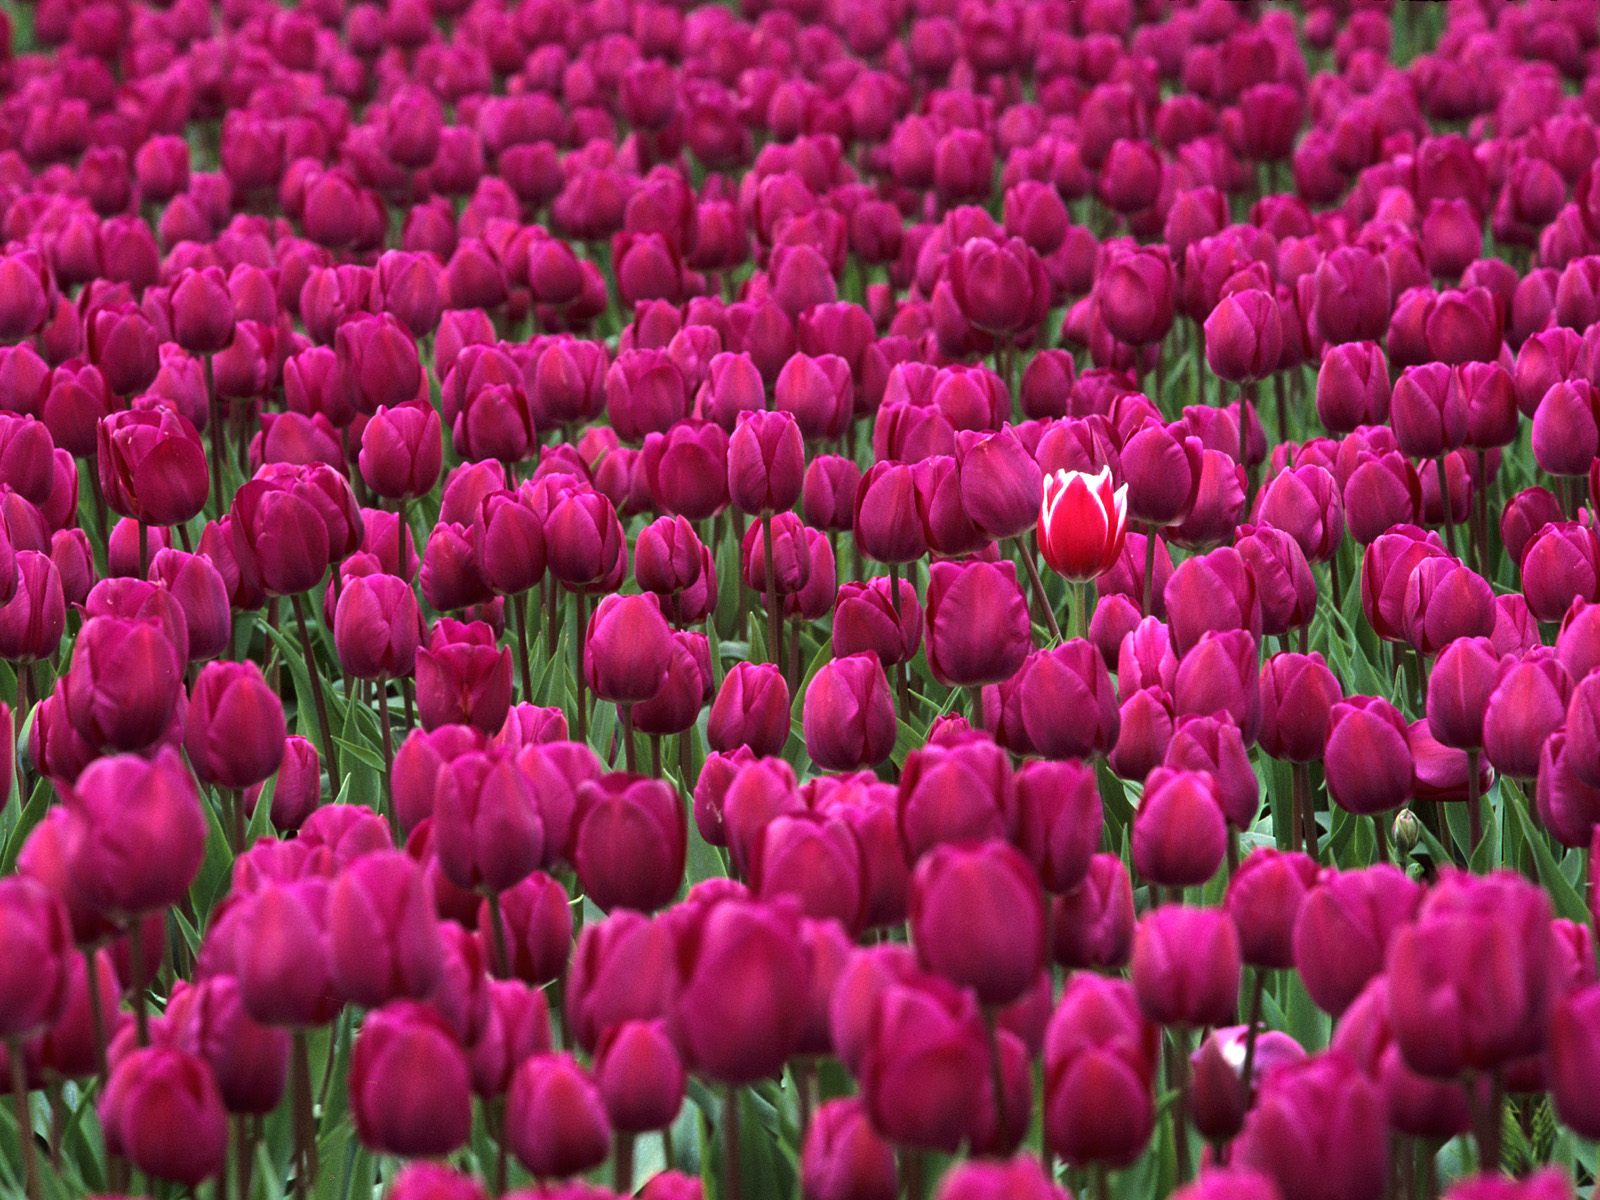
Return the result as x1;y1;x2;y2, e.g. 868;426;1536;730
13;0;1600;1198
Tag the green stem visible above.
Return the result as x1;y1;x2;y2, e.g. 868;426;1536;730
9;1038;37;1200
127;925;150;1046
723;1085;742;1200
290;593;340;793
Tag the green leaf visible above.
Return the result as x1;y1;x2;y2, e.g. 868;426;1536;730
1;775;54;874
1503;780;1588;923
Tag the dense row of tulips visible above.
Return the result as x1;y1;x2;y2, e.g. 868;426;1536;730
5;0;1600;1198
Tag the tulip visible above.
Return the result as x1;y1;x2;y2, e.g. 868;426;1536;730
1013;642;1120;760
801;1098;898;1200
0;551;65;662
504;1052;612;1179
0;877;72;1039
1392;363;1469;461
803;654;896;771
246;735;321;834
97;408;210;529
1173;629;1261;743
327;851;443;1008
350;1003;472;1156
67;746;206;924
1121;422;1205;528
232;880;340;1028
1205;290;1283;383
1258;653;1343;763
594;1018;685;1139
1483;652;1571;781
433;750;544;895
1314;247;1391;345
1037;467;1129;591
1324;697;1414;818
335;574;422;681
947;237;1050;338
728;410;805;516
1171;1171;1283;1200
1133;769;1228;889
1042;974;1157;1168
360;404;443;502
1132;904;1241;1030
1164;544;1261;655
1386;871;1556;1078
1292;865;1423;1017
1316;343;1392;434
1233;1053;1389;1200
672;898;808;1084
910;840;1044;1006
1521;522;1600;623
707;663;790;758
1551;984;1600;1138
476;872;571;987
641;422;731;521
935;1158;1065;1200
416;624;514;734
859;976;991;1152
1097;247;1176;347
751;813;866;933
163;975;290;1117
584;594;674;707
1008;759;1101;895
925;561;1031;690
185;661;287;791
148;549;230;662
101;1046;228;1185
571;774;686;914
